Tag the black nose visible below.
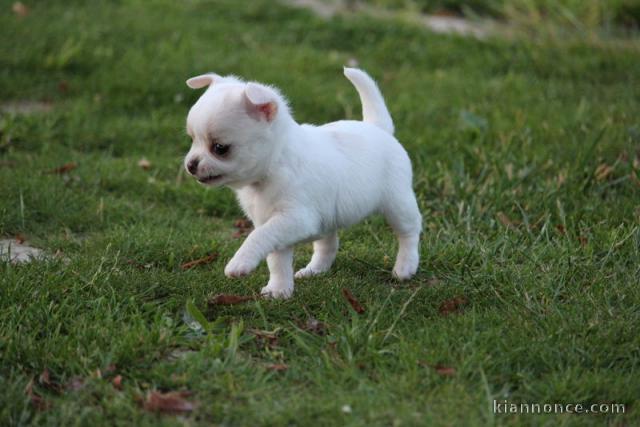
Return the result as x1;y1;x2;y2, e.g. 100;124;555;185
187;158;200;175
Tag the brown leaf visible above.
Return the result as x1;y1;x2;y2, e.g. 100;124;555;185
341;288;365;314
232;218;253;238
578;236;588;247
496;212;519;229
143;390;196;414
595;163;614;181
265;363;288;372
434;364;456;376
48;162;77;175
233;218;252;230
15;233;26;244
138;158;152;170
180;253;218;270
208;293;257;305
25;379;50;411
555;224;566;235
112;375;123;390
438;296;469;316
12;2;29;17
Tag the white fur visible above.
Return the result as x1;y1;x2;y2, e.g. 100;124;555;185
184;68;422;298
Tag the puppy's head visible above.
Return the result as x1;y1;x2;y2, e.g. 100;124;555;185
183;73;289;187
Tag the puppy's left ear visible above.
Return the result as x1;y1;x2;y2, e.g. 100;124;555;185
244;83;278;122
186;73;219;89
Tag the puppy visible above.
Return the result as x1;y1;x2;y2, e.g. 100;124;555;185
184;68;422;298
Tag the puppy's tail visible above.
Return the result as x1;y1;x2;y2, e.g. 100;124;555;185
343;67;394;135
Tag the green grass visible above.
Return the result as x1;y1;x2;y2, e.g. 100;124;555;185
1;0;639;425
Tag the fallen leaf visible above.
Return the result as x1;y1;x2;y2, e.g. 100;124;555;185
438;296;469;316
208;293;257;305
48;162;77;175
578;236;588;247
595;163;614;181
25;378;50;411
555;224;566;235
341;288;365;314
434;364;456;376
180;253;218;270
496;212;519;229
234;218;252;229
265;363;288;372
12;2;29;17
143;390;196;414
232;218;253;238
138;158;151;170
15;234;26;244
112;375;123;390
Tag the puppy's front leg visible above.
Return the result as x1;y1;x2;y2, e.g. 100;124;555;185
262;247;294;298
224;212;314;279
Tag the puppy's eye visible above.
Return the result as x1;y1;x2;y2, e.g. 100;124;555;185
211;142;230;157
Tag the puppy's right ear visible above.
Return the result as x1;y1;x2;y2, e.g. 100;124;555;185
186;73;219;89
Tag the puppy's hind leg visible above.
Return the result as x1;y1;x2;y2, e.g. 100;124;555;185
295;232;339;279
261;247;294;299
383;191;422;280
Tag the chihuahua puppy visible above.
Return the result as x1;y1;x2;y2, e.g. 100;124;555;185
184;68;422;298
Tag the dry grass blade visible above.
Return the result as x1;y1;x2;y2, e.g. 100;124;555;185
180;253;218;270
438;296;469;315
265;363;288;372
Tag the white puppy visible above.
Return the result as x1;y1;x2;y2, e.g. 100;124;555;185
184;68;422;298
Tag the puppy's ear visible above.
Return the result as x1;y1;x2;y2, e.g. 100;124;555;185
186;73;219;89
244;83;278;122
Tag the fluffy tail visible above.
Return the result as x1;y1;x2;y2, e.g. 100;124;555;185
343;67;394;134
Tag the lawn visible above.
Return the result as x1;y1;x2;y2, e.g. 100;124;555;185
1;0;639;426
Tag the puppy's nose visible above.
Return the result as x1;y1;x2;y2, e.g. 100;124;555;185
187;158;200;175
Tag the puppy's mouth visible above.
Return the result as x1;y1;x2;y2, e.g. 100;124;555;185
197;174;224;184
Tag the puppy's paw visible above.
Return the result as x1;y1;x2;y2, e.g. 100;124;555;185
392;260;418;281
260;282;294;299
224;255;258;278
294;266;326;279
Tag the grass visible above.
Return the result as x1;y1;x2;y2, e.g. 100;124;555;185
1;0;639;425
